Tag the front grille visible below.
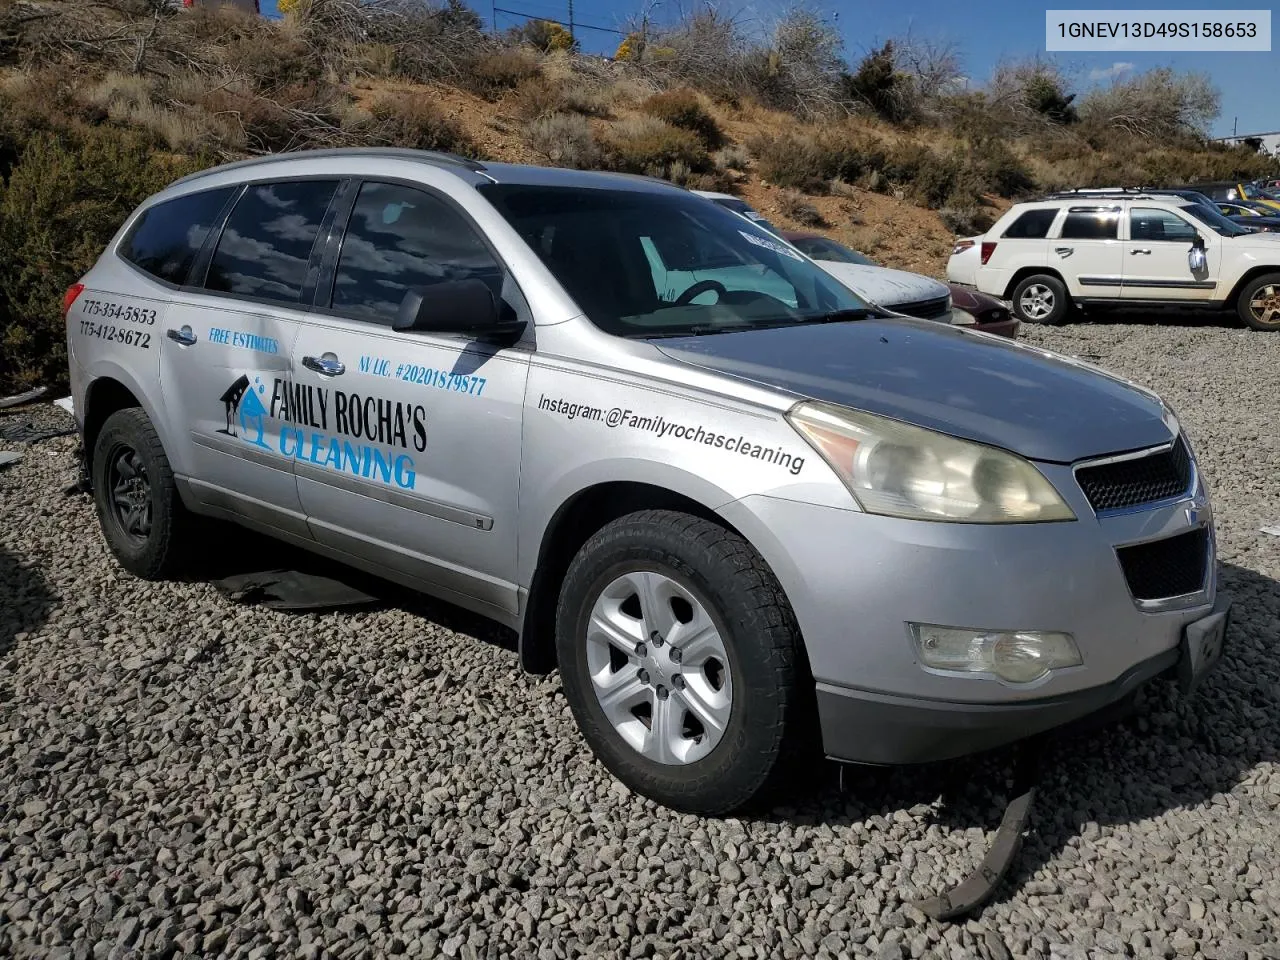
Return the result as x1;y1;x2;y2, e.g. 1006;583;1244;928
1116;528;1209;601
1076;437;1192;512
895;296;951;320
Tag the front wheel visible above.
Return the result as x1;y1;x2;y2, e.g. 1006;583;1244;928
555;510;814;814
1011;274;1071;325
1236;272;1280;331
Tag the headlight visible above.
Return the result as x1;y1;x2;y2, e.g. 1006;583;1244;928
950;307;978;326
786;401;1075;523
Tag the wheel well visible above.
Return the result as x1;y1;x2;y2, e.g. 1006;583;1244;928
83;378;141;462
519;482;731;674
1003;267;1065;301
1225;266;1280;312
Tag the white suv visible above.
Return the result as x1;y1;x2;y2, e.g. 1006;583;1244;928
967;193;1280;330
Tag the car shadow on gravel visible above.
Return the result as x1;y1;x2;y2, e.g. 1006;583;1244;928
186;522;518;653
761;559;1280;916
1072;306;1242;329
0;544;54;660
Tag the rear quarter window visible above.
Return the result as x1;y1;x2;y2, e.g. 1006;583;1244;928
1060;210;1120;240
119;186;236;285
1002;208;1058;239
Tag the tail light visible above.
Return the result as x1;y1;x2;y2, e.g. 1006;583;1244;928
980;241;998;265
952;238;975;256
62;283;85;319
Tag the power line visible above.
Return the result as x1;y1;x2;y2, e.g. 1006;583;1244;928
491;4;624;36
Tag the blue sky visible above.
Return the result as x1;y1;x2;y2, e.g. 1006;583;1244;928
259;0;1278;137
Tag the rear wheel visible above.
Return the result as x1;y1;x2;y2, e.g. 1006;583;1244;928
1011;274;1071;325
92;408;195;579
555;510;814;814
1236;273;1280;331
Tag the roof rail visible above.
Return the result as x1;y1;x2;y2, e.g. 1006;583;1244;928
170;147;487;188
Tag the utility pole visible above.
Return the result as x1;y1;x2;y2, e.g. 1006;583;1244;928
568;0;574;43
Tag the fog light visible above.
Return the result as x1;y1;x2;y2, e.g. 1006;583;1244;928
910;624;1082;684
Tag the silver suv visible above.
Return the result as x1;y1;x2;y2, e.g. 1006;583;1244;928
66;148;1230;814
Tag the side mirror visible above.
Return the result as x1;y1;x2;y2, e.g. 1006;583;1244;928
393;279;524;337
1188;236;1208;273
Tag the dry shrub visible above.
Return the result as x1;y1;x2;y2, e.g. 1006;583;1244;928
346;42;400;79
641;87;723;148
468;49;540;101
525;113;598;168
221;28;320;93
777;188;825;227
508;76;611;122
599;115;709;179
937;206;990;236
367;96;477;156
711;144;750;171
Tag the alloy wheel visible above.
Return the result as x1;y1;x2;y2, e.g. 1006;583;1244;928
107;445;152;545
1019;284;1055;321
585;570;733;765
1249;283;1280;327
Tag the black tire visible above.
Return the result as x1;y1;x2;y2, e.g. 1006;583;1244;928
91;407;195;580
555;510;814;815
1235;272;1280;331
1011;274;1071;325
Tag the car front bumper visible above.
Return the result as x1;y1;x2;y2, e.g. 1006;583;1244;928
975;317;1021;339
719;475;1220;765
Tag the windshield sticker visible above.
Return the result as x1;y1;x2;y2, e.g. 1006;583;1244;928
359;354;487;396
219;374;426;490
536;394;805;475
209;326;280;355
739;230;804;262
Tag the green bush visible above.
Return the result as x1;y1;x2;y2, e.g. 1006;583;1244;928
641;88;723;148
0;128;201;392
600;115;708;179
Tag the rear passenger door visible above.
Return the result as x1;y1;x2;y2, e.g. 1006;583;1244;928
159;178;343;539
290;180;531;619
1054;206;1124;299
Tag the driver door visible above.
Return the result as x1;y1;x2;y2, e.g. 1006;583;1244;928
1122;207;1217;302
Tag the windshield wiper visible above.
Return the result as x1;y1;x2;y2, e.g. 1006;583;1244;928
802;308;873;324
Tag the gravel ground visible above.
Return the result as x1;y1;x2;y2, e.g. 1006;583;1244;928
2;317;1280;960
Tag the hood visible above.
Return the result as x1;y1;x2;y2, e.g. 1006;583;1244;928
653;319;1175;463
813;260;949;308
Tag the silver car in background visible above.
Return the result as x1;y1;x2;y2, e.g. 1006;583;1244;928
66;149;1230;814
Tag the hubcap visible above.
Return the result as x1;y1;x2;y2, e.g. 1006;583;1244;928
585;570;733;765
1019;283;1055;321
107;445;152;544
1249;283;1280;326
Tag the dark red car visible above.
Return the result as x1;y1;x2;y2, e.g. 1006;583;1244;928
781;231;1021;338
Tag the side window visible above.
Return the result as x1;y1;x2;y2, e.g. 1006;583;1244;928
1060;209;1120;240
204;180;339;304
331;181;503;325
119;186;235;285
1130;208;1200;243
1002;208;1058;239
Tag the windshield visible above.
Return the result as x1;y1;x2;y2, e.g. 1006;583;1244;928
1180;202;1252;237
709;197;783;236
479;184;871;337
792;236;877;266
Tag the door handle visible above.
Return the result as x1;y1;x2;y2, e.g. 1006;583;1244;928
1130;248;1152;255
302;354;345;377
165;326;196;346
1054;246;1074;257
